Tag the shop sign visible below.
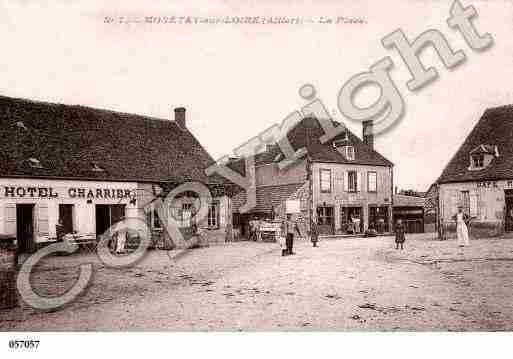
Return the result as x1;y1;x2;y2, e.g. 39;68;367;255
476;181;498;188
3;186;133;200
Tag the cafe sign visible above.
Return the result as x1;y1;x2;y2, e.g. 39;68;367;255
3;186;134;200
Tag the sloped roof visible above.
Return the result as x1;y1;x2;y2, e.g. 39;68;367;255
393;194;426;207
226;117;393;176
437;105;513;184
231;183;304;213
0;95;215;183
469;144;496;155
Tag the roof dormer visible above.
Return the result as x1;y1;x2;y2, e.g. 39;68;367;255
27;158;43;168
469;144;498;171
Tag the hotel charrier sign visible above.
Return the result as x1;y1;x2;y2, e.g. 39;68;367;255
3;186;134;200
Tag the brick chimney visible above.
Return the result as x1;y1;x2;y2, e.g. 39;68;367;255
174;107;186;129
363;120;374;149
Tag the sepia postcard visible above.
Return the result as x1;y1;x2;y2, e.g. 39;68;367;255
0;0;512;357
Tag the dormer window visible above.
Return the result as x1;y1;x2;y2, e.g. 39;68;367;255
341;145;355;160
332;133;349;149
91;162;105;172
472;154;484;168
469;144;498;170
27;158;43;168
15;121;28;131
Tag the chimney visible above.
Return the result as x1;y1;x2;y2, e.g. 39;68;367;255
363;120;374;149
174;107;186;129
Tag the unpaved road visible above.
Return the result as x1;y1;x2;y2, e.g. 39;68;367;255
2;236;513;331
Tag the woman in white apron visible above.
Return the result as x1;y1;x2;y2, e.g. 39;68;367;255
456;207;470;247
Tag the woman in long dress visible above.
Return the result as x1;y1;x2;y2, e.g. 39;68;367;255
456;207;470;247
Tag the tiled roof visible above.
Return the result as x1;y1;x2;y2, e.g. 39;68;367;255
470;144;496;155
393;194;426;207
0;95;215;183
226;117;393;176
232;183;304;213
437;105;513;184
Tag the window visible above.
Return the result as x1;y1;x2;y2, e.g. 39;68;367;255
58;204;74;234
368;172;377;192
91;162;105;172
345;146;355;160
208;201;220;229
181;203;193;227
348;171;358;192
472;154;484;168
320;169;332;193
332;134;348;148
27;158;43;168
95;204;125;235
146;207;162;230
317;206;334;225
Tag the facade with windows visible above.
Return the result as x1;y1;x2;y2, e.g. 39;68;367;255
312;162;393;235
229;117;393;237
0;95;231;253
436;105;513;237
0;178;138;252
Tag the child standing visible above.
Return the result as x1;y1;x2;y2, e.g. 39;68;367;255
310;219;319;247
395;219;406;250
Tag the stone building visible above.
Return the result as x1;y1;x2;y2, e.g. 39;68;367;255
436;105;513;237
0;95;230;253
229;117;394;237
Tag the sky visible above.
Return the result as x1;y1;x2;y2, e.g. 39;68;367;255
0;0;512;191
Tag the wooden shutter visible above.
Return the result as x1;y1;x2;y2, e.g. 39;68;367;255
356;172;362;192
37;203;49;236
470;192;479;217
5;204;16;236
450;191;459;216
344;171;349;192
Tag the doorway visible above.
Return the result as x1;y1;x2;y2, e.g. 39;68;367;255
16;204;35;253
95;204;126;236
59;204;74;234
341;206;363;233
505;190;513;232
369;205;390;233
316;206;334;235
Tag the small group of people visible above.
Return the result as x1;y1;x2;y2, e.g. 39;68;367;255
248;218;262;242
395;205;473;250
280;214;319;256
345;214;361;234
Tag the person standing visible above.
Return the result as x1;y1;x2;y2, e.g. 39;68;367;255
352;214;361;234
282;214;300;255
56;219;65;242
310;218;319;247
456;207;470;247
394;219;406;250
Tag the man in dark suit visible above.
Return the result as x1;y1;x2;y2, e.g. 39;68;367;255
282;214;300;255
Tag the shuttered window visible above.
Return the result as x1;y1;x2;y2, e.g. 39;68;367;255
368;172;377;192
4;204;16;236
37;203;49;236
348;171;357;192
320;169;332;193
208;201;220;229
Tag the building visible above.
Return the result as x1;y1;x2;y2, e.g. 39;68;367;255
436;105;513;237
392;194;426;233
229;117;394;237
0;95;230;253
